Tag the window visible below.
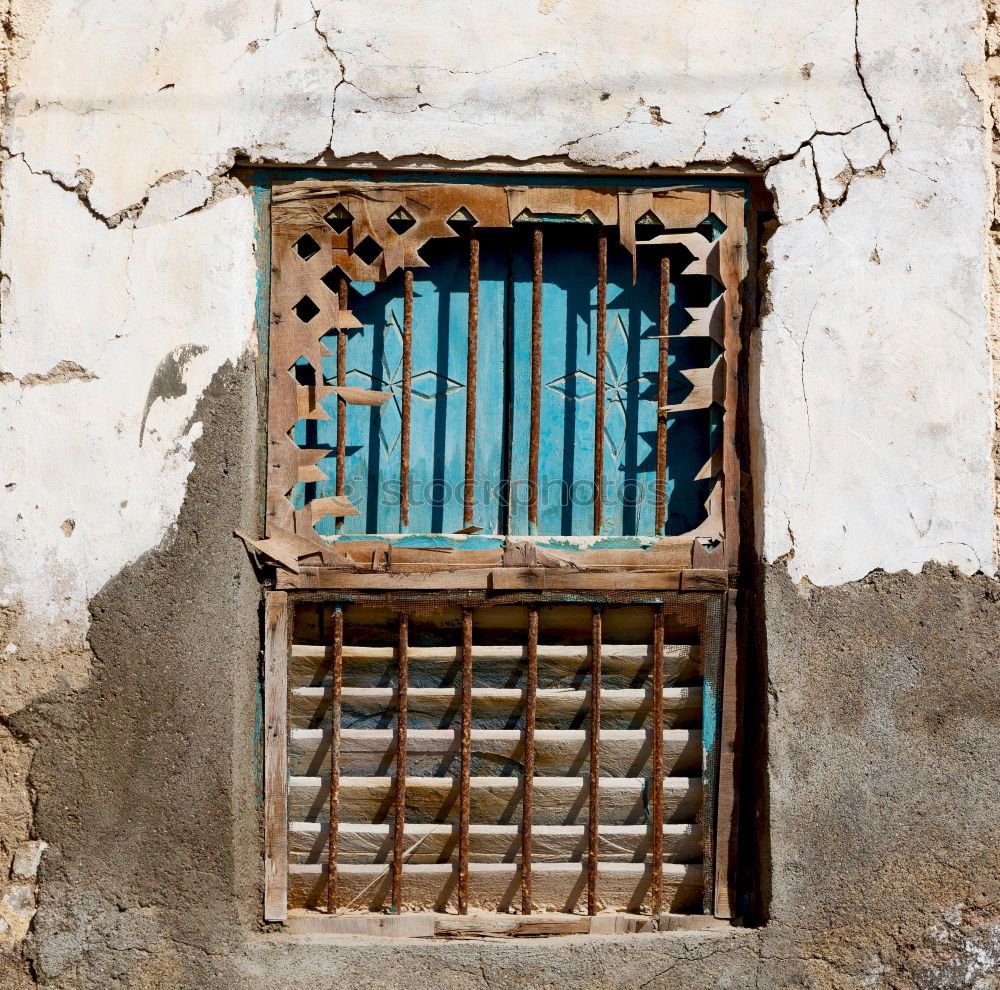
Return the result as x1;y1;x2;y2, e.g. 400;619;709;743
256;175;746;936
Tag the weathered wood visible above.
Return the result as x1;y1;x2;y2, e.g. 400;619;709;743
330;386;391;406
711;188;746;570
289;643;701;692
287;861;704;913
263;592;289;921
283;908;730;938
288;728;702;779
713;589;740;918
289;822;703;865
289;686;703;731
290;775;703;826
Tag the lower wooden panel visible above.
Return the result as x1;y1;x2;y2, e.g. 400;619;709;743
289;775;703;825
289;822;703;864
284;908;733;937
287;861;704;913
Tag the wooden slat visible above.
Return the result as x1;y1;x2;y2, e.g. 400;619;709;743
288;727;702;779
289;642;701;692
284;907;731;937
288;861;703;913
711;189;746;570
289;775;703;826
263;591;289;921
278;567;726;592
289;822;703;865
288;686;703;731
288;542;696;570
713;589;740;918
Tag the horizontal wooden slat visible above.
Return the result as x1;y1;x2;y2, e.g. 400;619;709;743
277;567;727;591
288;861;703;912
284;908;730;937
290;775;703;826
289;643;700;690
289;686;703;731
289;728;702;778
289;822;702;865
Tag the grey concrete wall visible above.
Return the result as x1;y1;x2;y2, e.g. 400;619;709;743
4;352;996;988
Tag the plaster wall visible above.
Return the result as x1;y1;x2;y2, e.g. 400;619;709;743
0;0;997;987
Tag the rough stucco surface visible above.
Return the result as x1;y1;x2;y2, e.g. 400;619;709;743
0;0;997;986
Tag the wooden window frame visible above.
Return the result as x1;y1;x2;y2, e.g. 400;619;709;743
257;174;747;935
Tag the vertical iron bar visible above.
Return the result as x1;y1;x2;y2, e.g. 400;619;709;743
587;606;602;915
400;270;413;529
521;607;538;914
651;606;665;914
458;609;473;914
655;256;670;535
464;235;480;528
326;605;343;913
594;231;607;536
392;613;409;911
528;227;543;533
336;278;349;532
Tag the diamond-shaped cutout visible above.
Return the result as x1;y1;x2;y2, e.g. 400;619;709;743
324;203;353;234
354;236;383;265
637;210;661;225
447;206;478;231
387;207;416;235
289;356;317;385
293;233;321;260
321;267;347;297
293;295;320;323
411;369;465;400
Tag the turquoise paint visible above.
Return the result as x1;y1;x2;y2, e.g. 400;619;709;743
702;668;718;772
253;168;748;542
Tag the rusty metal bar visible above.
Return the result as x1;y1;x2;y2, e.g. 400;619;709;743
587;606;602;915
326;605;343;913
400;269;413;529
463;235;479;528
594;231;607;536
650;605;665;914
655;255;670;535
458;609;473;913
528;227;543;533
521;606;538;914
336;278;349;532
391;613;409;911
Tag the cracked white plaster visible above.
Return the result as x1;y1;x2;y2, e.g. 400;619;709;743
0;0;992;638
0;159;256;630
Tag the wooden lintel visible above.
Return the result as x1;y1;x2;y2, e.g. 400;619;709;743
275;567;727;592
